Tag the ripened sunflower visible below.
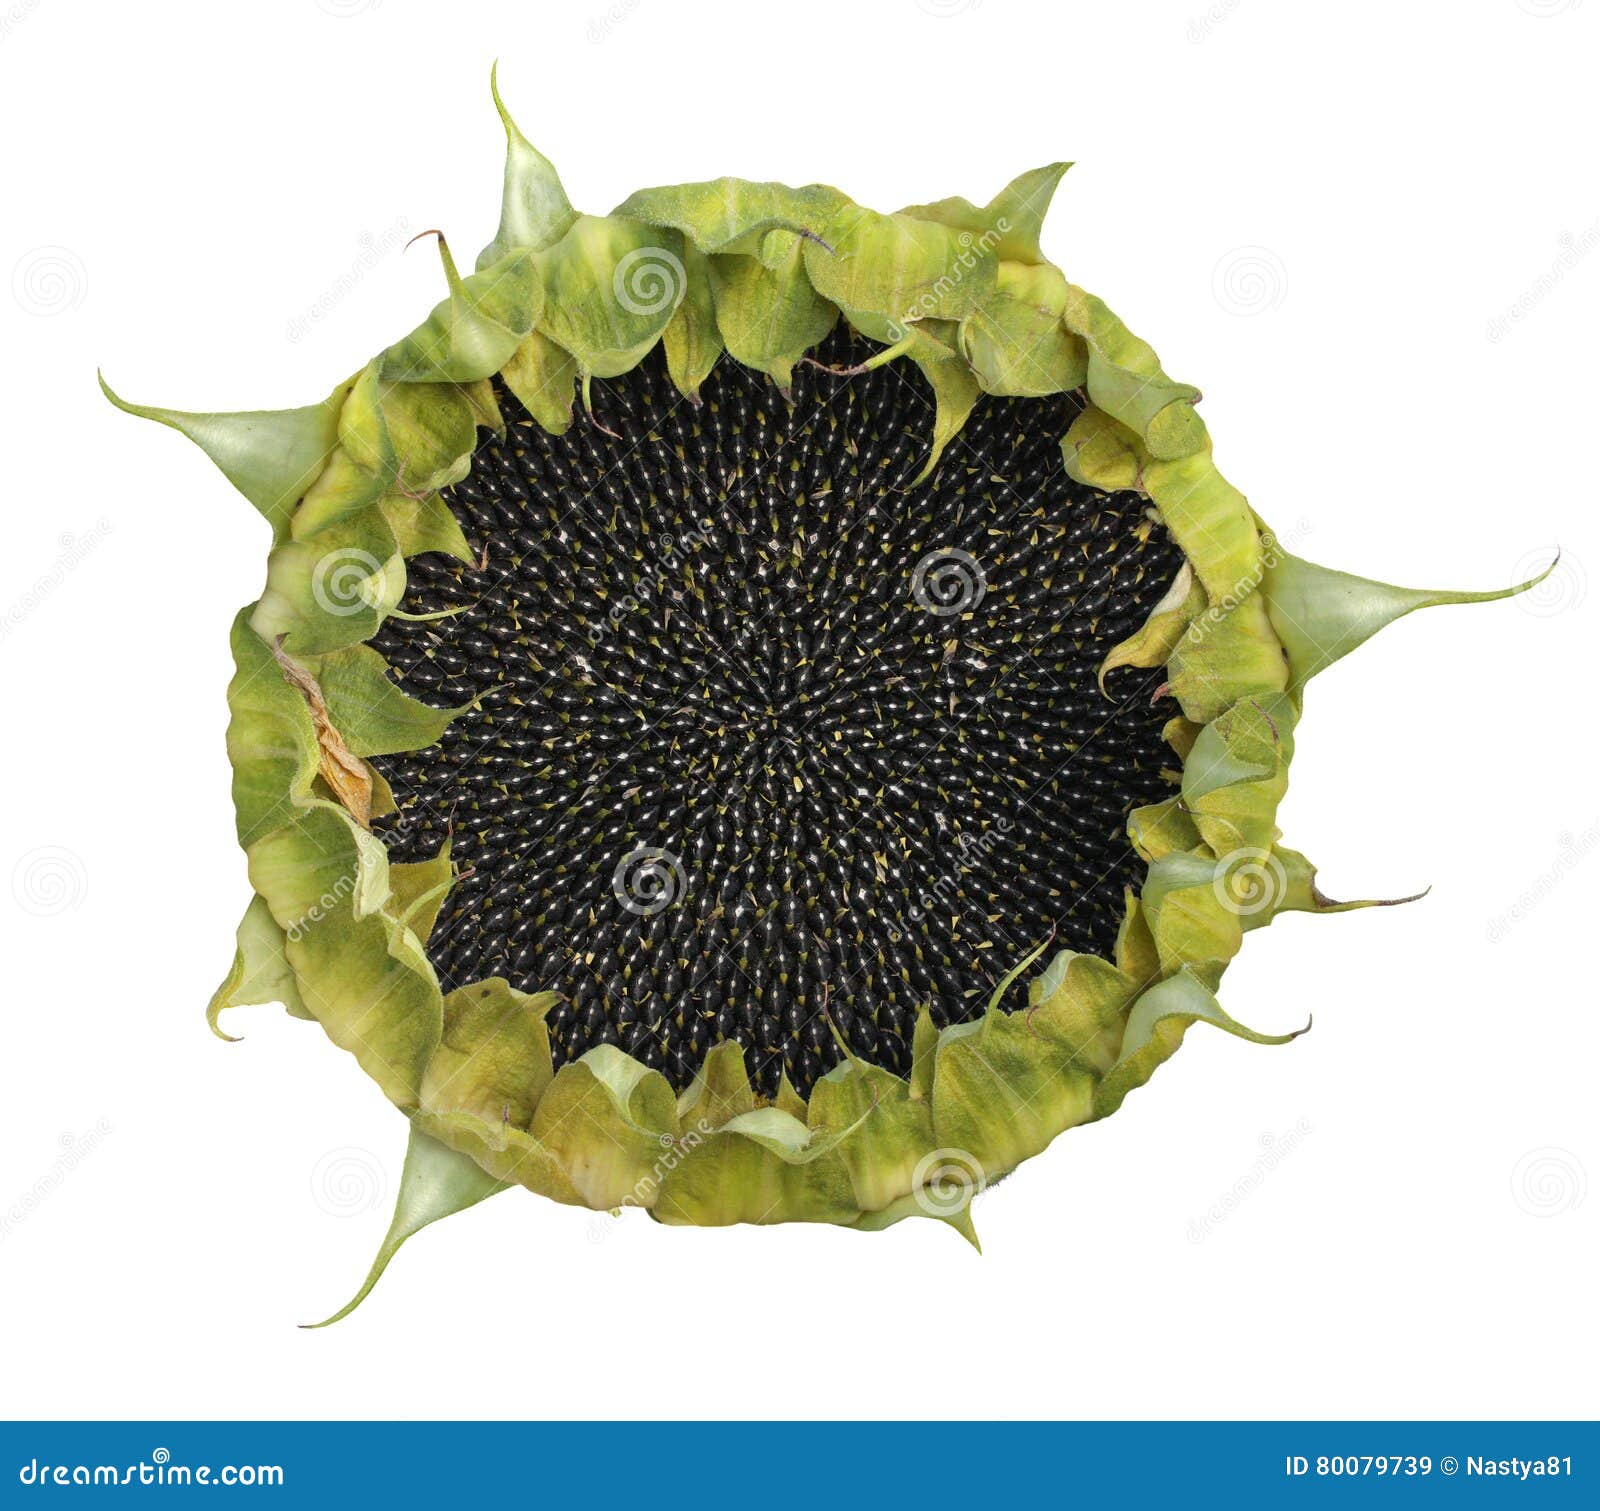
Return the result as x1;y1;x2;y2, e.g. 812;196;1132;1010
106;70;1545;1322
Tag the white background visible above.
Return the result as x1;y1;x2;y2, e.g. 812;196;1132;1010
1;0;1594;1421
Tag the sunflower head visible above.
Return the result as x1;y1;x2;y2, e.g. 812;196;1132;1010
105;67;1548;1322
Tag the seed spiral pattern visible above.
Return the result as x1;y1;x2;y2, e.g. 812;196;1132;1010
369;330;1183;1097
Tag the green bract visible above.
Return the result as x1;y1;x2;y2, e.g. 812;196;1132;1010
105;68;1547;1323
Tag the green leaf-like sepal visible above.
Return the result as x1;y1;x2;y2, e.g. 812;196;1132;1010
304;644;464;756
1095;968;1305;1120
803;207;999;345
534;216;688;380
99;375;343;544
380;236;540;384
308;1124;506;1328
661;243;721;400
1099;561;1201;689
422;978;559;1129
1263;547;1557;688
960;262;1089;397
478;62;578;268
899;162;1072;265
529;1046;680;1210
208;893;307;1039
1059;284;1204;460
1180;694;1296;859
500;328;578;433
614;178;847;256
708;231;837;388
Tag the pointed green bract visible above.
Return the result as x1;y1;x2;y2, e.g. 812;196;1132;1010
381;237;541;384
208;893;306;1038
1263;548;1556;687
99;375;342;543
479;62;577;268
310;1125;506;1328
103;74;1545;1320
899;161;1072;265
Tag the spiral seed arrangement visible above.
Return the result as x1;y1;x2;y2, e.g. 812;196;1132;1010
371;331;1184;1097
